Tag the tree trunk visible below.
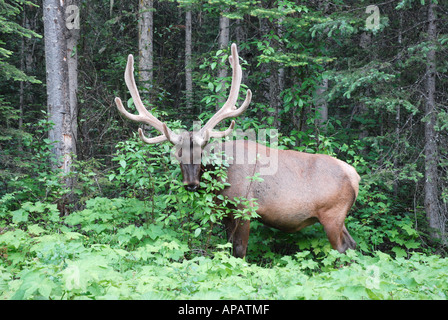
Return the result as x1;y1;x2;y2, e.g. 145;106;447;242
217;14;229;111
275;3;285;129
43;0;77;214
185;9;193;111
138;0;154;98
268;67;280;128
358;31;372;141
424;1;443;241
43;0;69;168
315;78;328;128
67;0;79;164
18;7;26;151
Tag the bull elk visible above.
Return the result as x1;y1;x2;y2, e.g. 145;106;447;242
115;43;360;258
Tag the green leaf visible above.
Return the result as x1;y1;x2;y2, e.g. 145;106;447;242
11;271;55;300
392;246;407;258
12;209;28;224
127;98;134;109
28;224;45;236
404;240;420;249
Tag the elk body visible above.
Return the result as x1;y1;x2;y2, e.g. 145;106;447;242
115;43;360;258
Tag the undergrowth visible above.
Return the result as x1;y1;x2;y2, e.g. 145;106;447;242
1;133;447;300
0;197;447;300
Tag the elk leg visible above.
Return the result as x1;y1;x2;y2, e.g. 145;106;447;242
223;217;250;258
322;217;356;253
342;224;356;250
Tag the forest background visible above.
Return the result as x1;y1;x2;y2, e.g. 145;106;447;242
0;0;447;300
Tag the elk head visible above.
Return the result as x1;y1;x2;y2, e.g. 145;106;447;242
114;43;252;191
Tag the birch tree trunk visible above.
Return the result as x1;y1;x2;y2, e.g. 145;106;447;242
185;9;193;111
43;0;78;214
424;1;444;241
138;0;154;98
43;0;69;170
67;0;79;164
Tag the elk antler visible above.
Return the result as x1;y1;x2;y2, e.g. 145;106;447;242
194;43;252;147
114;54;181;145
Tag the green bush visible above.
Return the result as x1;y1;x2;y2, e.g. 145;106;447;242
0;113;443;300
1;197;447;300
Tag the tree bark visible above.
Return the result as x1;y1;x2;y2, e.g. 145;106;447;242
268;67;280;128
43;0;69;169
138;0;154;98
275;3;285;129
185;9;193;111
217;14;229;111
19;7;26;149
43;0;77;214
315;78;328;128
424;1;443;241
67;0;79;164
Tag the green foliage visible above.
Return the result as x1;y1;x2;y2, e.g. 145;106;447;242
0;0;41;83
3;124;439;300
1;198;447;300
0;115;71;205
1;0;448;301
197;46;251;123
0;123;444;298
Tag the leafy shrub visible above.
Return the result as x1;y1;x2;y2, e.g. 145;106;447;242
1;197;446;300
0;115;444;300
0;117;69;205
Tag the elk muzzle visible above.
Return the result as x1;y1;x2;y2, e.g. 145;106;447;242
180;163;202;192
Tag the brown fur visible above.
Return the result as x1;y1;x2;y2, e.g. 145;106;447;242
183;139;360;258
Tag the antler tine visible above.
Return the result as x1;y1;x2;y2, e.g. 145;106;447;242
198;43;252;141
115;54;181;145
